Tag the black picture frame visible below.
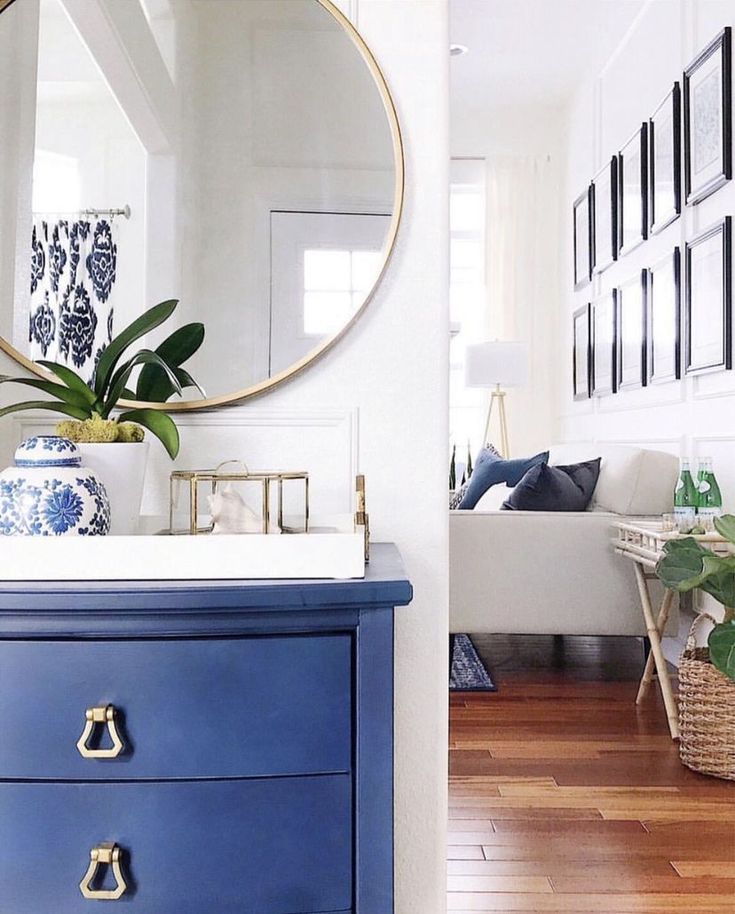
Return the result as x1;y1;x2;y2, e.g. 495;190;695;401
649;83;682;234
591;158;618;274
572;304;591;400
685;217;732;375
647;248;681;384
573;188;593;290
591;290;617;396
684;27;732;205
616;271;648;391
618;124;648;256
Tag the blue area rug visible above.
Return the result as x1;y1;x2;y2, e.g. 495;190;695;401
450;634;496;692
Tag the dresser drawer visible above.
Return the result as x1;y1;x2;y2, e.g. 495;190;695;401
0;776;352;914
0;635;352;779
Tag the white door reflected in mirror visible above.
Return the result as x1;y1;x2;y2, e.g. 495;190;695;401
270;211;390;376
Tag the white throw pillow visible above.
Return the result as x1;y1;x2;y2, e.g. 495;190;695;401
548;444;678;515
473;483;514;511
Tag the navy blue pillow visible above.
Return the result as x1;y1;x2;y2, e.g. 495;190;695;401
501;458;601;512
457;448;549;510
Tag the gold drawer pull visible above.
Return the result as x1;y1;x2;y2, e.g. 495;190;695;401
79;843;128;901
76;705;124;759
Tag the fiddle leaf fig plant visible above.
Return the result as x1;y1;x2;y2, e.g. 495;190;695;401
0;299;204;459
656;514;735;681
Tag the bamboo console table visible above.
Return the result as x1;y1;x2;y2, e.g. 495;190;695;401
614;521;730;741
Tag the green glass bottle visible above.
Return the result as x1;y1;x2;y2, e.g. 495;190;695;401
449;444;457;492
697;457;723;520
466;442;473;480
674;459;697;526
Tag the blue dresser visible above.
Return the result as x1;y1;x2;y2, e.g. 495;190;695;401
0;543;412;914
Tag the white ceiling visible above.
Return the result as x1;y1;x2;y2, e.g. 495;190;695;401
450;0;646;112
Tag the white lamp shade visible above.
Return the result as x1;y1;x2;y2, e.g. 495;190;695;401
465;341;528;388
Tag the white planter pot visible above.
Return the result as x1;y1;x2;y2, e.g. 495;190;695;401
77;442;150;535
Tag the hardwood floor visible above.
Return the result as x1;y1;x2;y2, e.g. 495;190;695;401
448;635;735;913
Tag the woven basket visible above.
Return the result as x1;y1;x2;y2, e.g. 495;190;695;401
678;613;735;780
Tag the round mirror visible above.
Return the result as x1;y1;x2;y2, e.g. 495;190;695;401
0;0;402;409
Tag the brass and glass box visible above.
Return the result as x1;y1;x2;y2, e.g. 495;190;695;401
170;464;309;535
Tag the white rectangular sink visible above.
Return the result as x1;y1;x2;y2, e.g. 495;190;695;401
0;523;366;581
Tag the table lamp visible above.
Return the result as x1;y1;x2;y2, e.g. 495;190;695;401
465;341;528;457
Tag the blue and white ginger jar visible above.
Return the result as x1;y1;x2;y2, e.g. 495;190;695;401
0;436;111;536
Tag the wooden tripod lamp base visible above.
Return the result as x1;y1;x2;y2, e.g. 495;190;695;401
466;341;528;459
482;384;510;456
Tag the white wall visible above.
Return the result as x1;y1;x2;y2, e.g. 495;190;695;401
0;0;148;351
558;0;735;652
0;0;38;346
33;92;147;340
175;0;395;395
559;0;735;490
0;2;451;913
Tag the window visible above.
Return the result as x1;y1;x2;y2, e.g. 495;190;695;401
303;248;382;335
449;158;487;468
32;150;81;214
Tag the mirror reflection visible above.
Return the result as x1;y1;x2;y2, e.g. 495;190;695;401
0;0;398;404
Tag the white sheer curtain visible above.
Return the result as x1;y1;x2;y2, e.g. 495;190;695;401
449;154;561;464
483;154;560;453
485;155;558;338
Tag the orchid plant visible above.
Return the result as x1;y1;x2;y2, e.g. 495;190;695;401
0;300;204;458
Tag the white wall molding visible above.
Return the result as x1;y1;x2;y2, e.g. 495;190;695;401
597;386;686;414
595;435;684;451
12;407;361;520
692;376;735;400
691;434;735;445
599;0;657;79
329;0;359;27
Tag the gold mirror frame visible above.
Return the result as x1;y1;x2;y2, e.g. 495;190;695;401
0;0;404;411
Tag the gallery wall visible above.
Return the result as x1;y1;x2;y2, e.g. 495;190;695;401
560;0;735;492
0;1;451;912
558;0;735;651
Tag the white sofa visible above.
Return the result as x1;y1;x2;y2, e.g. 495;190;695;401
450;444;679;636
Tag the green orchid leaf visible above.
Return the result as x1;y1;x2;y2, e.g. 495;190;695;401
104;350;183;416
94;299;178;397
117;408;180;459
714;514;735;546
135;323;204;401
0;400;88;421
153;322;204;366
173;367;205;396
0;376;93;412
709;620;735;681
135;365;205;404
36;360;96;405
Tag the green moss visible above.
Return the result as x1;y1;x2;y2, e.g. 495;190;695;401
55;417;145;444
116;422;145;443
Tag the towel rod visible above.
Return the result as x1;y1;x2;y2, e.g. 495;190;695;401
32;206;132;220
81;206;131;220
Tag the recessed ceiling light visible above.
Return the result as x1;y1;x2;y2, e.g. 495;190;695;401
450;44;469;57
